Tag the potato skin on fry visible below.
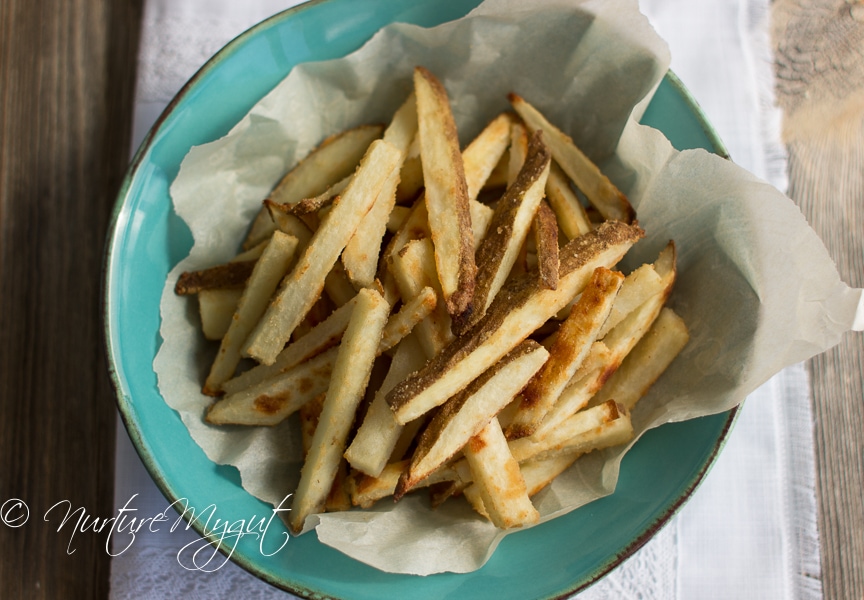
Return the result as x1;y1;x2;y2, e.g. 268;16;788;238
414;66;476;320
386;220;644;424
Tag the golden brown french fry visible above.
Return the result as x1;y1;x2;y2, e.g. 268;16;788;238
535;250;676;437
464;418;539;529
591;307;689;411
243;124;385;249
386;220;644;425
505;267;623;438
396;340;549;498
271;175;350;216
343;335;428;477
545;161;593;240
203;231;300;395
348;459;459;509
454;130;551;333
533;200;560;290
205;348;337;426
175;261;256;295
507;121;529;187
463;112;514;201
510;93;634;224
290;288;391;534
343;95;418;288
509;400;633;463
596;262;664;338
198;289;244;340
520;453;581;497
245;139;402;364
388;237;454;358
414;66;476;319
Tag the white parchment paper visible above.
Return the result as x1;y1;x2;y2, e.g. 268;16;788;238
153;0;864;575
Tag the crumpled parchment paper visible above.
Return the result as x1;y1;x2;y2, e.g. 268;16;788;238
153;0;864;575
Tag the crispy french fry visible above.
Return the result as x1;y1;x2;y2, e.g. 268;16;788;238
505;267;623;438
245;139;402;364
205;348;337;426
348;459;459;509
507;121;529;186
272;175;350;216
386;220;644;426
591;307;689;411
203;231;300;395
388;238;454;358
290;288;391;534
510;93;634;224
464;418;539;529
243;124;385;249
533;200;560;290
198;288;244;340
222;295;357;395
463;113;514;201
414;66;476;319
343;95;418;288
175;261;256;295
520;453;580;497
396;340;549;498
510;400;633;463
343;335;428;477
535;250;677;437
545;161;593;240
456;131;551;333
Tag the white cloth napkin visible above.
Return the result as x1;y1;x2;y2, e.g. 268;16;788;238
111;1;821;597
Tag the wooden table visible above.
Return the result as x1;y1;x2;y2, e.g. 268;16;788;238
0;0;860;597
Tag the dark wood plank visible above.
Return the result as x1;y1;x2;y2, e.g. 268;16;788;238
772;1;864;597
0;0;142;597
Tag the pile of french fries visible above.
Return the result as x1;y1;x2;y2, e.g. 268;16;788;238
174;66;690;534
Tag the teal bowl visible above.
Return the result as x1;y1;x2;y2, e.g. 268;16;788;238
104;1;735;598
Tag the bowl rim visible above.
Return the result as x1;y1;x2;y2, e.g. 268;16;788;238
102;2;738;597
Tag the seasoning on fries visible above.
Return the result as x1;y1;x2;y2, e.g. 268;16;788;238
176;66;689;534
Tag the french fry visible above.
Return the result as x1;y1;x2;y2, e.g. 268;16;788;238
245;139;402;365
386;220;644;425
591;307;689;411
198;289;243;340
348;459;459;509
388;237;454;358
414;66;476;319
386;205;411;233
223;286;432;396
175;261;256;295
464;418;539;529
396;340;549;498
456;131;551;333
463;112;514;201
271;175;350;216
520;453;581;497
343;95;418;288
509;400;633;463
244;124;385;249
545;161;593;240
533;200;560;290
343;335;428;477
203;231;300;395
507;121;529;186
289;288;390;534
505;267;623;439
509;93;634;224
205;348;337;426
535;251;676;437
